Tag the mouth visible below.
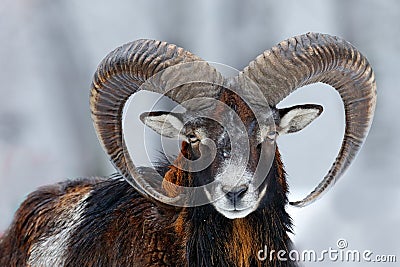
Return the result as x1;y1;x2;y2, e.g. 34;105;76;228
204;188;256;219
215;206;256;219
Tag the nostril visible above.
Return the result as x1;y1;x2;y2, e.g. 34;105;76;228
236;186;248;198
222;185;248;203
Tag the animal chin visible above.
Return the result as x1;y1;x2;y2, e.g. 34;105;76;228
211;195;259;219
214;205;256;219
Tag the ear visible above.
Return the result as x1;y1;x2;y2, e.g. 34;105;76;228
140;111;184;139
277;104;323;135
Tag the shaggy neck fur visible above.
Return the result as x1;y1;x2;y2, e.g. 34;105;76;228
164;144;296;267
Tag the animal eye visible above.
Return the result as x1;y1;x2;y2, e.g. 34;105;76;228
188;134;199;143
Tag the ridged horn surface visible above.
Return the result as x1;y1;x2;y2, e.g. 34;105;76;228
90;39;222;203
241;32;376;207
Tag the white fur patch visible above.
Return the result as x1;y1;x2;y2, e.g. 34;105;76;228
278;108;320;134
28;191;91;266
143;114;184;138
205;161;261;219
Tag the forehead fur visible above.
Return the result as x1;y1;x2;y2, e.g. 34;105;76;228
181;90;280;142
217;90;256;124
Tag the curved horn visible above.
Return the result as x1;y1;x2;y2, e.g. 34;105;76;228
90;39;222;204
241;32;376;207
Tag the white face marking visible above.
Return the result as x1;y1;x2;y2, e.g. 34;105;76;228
204;162;267;219
28;191;91;266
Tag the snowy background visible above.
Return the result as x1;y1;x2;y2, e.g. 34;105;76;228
1;0;399;265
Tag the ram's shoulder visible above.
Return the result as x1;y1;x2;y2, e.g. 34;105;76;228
0;177;107;265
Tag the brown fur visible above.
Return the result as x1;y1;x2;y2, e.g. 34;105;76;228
0;178;100;266
227;219;260;267
275;149;288;196
162;142;192;197
218;90;255;125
